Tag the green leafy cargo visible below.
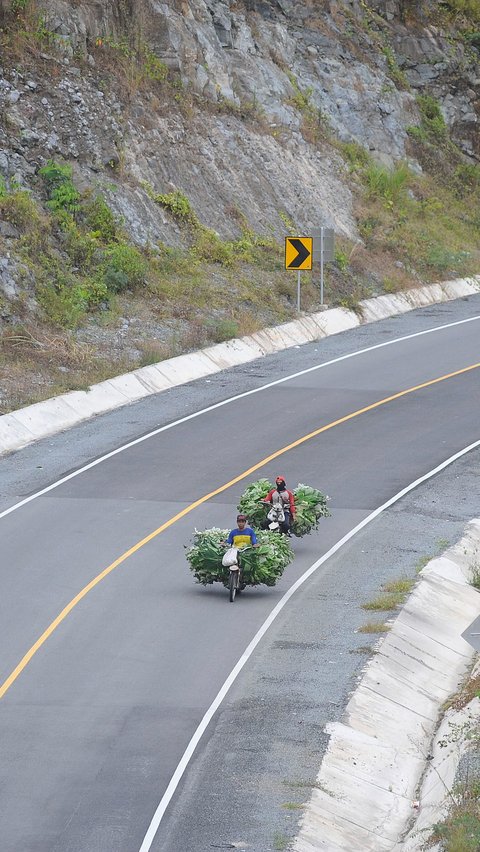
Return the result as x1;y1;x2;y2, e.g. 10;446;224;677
236;478;273;528
291;483;330;537
237;479;330;537
239;530;293;586
185;527;228;586
185;527;293;587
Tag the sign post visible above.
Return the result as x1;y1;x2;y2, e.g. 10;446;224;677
312;227;335;306
320;227;324;307
285;236;313;314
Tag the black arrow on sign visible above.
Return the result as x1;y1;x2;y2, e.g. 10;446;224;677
288;238;310;268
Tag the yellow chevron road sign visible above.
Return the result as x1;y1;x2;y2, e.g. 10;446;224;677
285;236;313;270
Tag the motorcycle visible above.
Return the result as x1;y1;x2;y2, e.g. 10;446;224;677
259;500;288;533
221;546;246;602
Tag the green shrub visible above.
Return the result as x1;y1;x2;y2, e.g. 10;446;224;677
39;160;72;188
193;228;236;265
37;275;87;328
103;267;129;293
463;30;480;46
364;163;410;207
82;195;117;242
141;47;168;82
39;160;80;214
76;276;109;307
286;72;313;113
205;317;239;342
102;242;147;291
406;124;428;143
359;216;380;241
339;141;371;172
0;190;42;229
12;0;30;11
62;222;99;271
382;45;409;89
416;95;449;140
160;190;192;218
144;184;195;222
453;163;480;197
285;71;330;142
334;249;349;271
47;181;80;214
441;0;480;24
153;243;200;276
407;94;453;158
96;36;168;86
425;245;470;270
37;261;109;326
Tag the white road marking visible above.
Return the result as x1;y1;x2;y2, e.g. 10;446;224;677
138;438;480;851
1;314;480;521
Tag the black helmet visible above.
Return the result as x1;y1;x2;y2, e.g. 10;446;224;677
237;513;247;522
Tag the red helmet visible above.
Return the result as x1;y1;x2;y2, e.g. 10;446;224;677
276;476;286;484
237;513;247;522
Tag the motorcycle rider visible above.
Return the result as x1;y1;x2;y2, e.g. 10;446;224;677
224;514;258;549
262;476;296;536
221;514;259;578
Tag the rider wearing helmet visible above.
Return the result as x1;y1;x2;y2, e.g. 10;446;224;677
262;476;296;535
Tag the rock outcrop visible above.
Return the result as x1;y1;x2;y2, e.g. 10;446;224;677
0;0;478;248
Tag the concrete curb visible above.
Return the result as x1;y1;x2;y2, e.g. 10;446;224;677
1;275;479;456
292;519;480;852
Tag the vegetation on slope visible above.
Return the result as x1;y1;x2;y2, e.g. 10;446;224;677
0;0;479;412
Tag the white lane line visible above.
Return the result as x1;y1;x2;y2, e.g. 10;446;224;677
138;437;480;852
1;313;480;522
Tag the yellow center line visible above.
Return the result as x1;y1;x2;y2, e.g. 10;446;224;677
1;361;479;700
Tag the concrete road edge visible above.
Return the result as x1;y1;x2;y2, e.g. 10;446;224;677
1;275;479;456
292;519;480;852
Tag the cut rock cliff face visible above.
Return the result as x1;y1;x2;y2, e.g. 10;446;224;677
0;0;478;246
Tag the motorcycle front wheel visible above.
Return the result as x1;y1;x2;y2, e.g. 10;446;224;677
229;570;239;602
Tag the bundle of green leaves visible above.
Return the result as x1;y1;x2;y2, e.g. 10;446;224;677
185;527;228;585
291;483;330;537
185;527;293;587
239;530;293;586
236;478;273;527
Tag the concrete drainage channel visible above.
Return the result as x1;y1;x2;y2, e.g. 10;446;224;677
0;275;479;456
293;519;480;852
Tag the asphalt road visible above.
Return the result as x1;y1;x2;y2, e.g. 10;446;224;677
0;295;479;852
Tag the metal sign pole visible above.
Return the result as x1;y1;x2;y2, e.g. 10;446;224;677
297;269;301;313
320;227;324;306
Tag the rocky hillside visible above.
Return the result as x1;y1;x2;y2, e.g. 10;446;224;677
0;0;479;412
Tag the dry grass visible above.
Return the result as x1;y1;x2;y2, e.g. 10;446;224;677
361;573;416;612
382;577;415;595
357;621;390;634
362;592;404;611
349;645;374;654
444;670;480;713
0;324;132;413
